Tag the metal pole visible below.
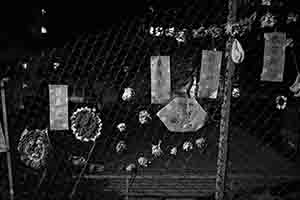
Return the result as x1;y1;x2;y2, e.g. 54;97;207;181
1;78;14;200
215;0;237;199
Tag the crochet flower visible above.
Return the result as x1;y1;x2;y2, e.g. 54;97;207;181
117;123;126;132
122;87;135;101
183;141;193;152
207;26;223;38
152;140;163;157
53;62;60;70
71;107;102;142
139;110;152;124
195;137;207;151
165;27;176;37
126;163;136;172
138;157;150;167
170;147;177;155
192;26;207;38
275;95;287;110
261;12;277;28
232;87;240;98
116;140;127;154
155;26;164;37
175;29;186;43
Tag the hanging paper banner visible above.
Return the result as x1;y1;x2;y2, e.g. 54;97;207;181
198;50;222;99
151;56;171;104
49;85;69;130
261;32;286;82
0;121;8;152
157;97;207;132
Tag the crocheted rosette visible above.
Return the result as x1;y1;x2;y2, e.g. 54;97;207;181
17;129;52;170
71;107;102;142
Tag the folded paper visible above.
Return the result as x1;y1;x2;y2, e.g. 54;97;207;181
151;56;171;104
198;50;222;99
261;32;286;82
157;97;207;132
49;85;69;130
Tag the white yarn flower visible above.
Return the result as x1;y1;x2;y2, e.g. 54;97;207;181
152;140;163;157
170;147;177;155
139;110;152;124
122;87;135;101
116;140;127;154
126;163;136;172
261;12;276;28
117;123;126;132
232;87;240;98
276;96;287;110
138;157;150;167
149;26;155;35
155;27;164;37
165;27;175;37
183;141;193;152
195;137;207;150
175;30;186;43
53;62;60;70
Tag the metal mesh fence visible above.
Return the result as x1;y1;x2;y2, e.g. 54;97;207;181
1;0;300;199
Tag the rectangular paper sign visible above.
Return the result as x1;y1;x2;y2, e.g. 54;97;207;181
151;56;171;104
261;32;286;82
49;85;69;130
198;50;222;99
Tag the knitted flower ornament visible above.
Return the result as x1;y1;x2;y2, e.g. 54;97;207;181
170;147;177;155
139;110;152;124
138;156;150;167
122;87;135;101
183;141;193;152
117;123;126;132
275;96;287;110
71;107;102;142
152;140;163;157
18;128;52;170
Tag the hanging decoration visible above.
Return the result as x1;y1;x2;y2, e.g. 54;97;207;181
157;97;207;132
260;12;277;28
17;128;52;170
117;123;126;132
49;85;69;130
275;95;287;110
261;32;287;82
126;163;137;172
116;140;127;154
122;87;135;101
198;50;222;99
139;110;152;124
183;141;193;152
231;39;245;64
138;156;151;167
195;137;208;152
170;147;177;155
151;56;171;104
70;107;102;142
152;140;163;157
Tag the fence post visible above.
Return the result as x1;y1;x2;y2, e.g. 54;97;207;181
1;78;14;200
215;0;237;200
125;176;129;200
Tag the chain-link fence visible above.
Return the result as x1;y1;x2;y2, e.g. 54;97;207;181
1;0;300;199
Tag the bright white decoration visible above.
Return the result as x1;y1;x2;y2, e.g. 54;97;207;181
232;87;240;98
139;110;152;124
195;137;207;150
275;96;287;110
41;26;47;34
22;63;28;69
183;141;193;152
122;87;135;101
138;157;150;167
117;123;126;132
152;140;163;157
175;30;186;43
155;27;164;37
126;163;136;172
53;62;60;70
170;147;177;155
116;140;127;154
165;27;175;37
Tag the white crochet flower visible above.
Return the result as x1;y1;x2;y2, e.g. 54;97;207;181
276;96;287;110
117;123;126;132
116;141;127;154
232;87;240;98
122;87;135;101
139;110;152;124
183;141;193;152
261;12;276;28
53;62;60;70
138;157;150;167
170;147;177;155
126;163;136;172
195;137;207;150
165;27;175;37
155;27;164;37
175;30;186;43
152;140;163;157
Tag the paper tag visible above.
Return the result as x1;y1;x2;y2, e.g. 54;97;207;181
261;32;286;82
157;97;207;132
49;85;69;130
198;50;222;98
151;56;171;104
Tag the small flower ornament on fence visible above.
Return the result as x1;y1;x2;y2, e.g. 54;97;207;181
122;87;135;101
170;147;177;155
195;137;208;153
152;140;163;157
183;141;193;152
18;128;52;170
71;107;102;142
139;110;152;124
138;156;151;167
117;122;126;133
275;95;287;110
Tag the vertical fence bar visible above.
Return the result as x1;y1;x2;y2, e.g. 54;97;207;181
125;176;129;200
1;78;14;200
215;0;237;199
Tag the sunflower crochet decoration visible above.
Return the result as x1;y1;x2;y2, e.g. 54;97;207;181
71;107;102;142
17;128;52;170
